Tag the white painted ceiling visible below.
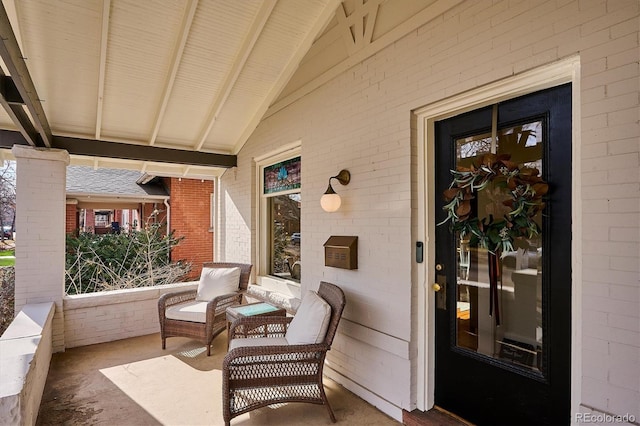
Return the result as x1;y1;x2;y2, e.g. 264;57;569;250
0;0;458;179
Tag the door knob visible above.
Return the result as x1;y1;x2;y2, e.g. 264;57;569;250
435;264;444;271
432;283;441;292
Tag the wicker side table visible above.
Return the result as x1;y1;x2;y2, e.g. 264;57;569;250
226;302;286;348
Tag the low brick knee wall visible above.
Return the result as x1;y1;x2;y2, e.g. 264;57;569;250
0;302;55;426
63;282;198;348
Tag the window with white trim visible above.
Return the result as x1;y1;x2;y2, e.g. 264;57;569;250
256;145;301;283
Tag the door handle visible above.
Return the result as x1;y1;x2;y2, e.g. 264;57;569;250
435;273;447;310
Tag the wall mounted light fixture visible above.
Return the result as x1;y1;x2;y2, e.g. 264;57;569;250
320;169;350;212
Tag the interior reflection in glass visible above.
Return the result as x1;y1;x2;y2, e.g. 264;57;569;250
455;120;544;372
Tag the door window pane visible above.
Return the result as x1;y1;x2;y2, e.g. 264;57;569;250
455;120;544;372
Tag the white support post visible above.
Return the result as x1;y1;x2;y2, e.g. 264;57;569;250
12;146;70;352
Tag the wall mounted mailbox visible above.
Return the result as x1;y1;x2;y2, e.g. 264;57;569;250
324;236;358;269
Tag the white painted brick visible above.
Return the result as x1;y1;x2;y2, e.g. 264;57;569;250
214;0;640;417
608;167;639;184
584;267;638;290
608;314;640;333
583;349;609;381
607;385;640;419
582;376;610;410
585;213;639;228
609;341;640;364
608;200;638;215
583;335;610;355
607;136;640;154
609;284;640;302
610;256;639;272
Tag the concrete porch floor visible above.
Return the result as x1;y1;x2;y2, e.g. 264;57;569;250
36;333;401;426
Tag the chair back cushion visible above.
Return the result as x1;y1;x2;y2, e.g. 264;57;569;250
285;291;332;345
165;300;207;323
195;267;241;302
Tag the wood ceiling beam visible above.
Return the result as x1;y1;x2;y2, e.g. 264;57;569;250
193;0;277;151
0;129;236;168
0;70;41;147
148;0;198;146
232;0;341;154
0;75;23;104
0;2;52;147
95;0;111;140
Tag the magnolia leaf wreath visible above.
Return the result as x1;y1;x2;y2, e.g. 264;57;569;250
439;153;548;257
438;153;548;325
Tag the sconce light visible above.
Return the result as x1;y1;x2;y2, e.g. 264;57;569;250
320;169;350;212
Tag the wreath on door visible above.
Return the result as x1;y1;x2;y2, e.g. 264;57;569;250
439;153;548;256
439;153;548;325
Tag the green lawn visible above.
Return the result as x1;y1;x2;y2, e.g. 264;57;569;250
0;250;14;257
0;257;14;266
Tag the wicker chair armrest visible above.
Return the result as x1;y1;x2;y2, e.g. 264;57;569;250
206;291;242;308
223;342;329;369
228;315;293;340
158;289;197;310
206;292;242;325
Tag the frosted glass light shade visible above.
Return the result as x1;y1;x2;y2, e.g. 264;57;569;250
320;193;341;212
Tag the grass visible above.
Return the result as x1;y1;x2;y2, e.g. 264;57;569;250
0;257;14;266
0;250;14;257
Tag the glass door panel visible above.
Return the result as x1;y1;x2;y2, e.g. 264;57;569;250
454;120;544;373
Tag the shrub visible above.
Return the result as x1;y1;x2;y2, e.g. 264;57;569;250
65;224;191;294
0;266;15;336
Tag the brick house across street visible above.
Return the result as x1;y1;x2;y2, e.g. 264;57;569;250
66;165;213;280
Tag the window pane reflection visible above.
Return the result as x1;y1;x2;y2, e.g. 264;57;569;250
269;193;301;282
455;120;544;372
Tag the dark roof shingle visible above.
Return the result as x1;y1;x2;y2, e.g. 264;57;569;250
66;166;168;198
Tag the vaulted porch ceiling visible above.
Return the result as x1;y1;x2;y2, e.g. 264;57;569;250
0;0;460;179
0;0;340;178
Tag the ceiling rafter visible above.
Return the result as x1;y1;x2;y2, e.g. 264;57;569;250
193;0;277;152
148;0;199;146
95;0;111;140
0;2;52;147
232;0;342;154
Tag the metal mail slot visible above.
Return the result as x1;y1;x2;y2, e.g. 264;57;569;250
323;236;357;269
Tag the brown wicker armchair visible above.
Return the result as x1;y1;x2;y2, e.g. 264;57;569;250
222;281;346;425
158;262;252;356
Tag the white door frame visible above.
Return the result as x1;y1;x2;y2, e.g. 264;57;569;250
414;56;582;416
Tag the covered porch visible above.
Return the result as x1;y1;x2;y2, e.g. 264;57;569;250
37;333;399;426
0;0;638;425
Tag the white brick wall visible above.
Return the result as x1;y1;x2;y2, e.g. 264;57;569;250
63;282;198;348
0;303;55;426
13;147;70;353
219;0;639;420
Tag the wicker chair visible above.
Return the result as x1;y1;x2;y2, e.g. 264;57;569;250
222;281;346;425
158;262;252;356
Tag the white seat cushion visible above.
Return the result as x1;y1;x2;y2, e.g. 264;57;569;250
195;267;241;302
228;337;289;351
165;301;207;323
285;291;331;345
